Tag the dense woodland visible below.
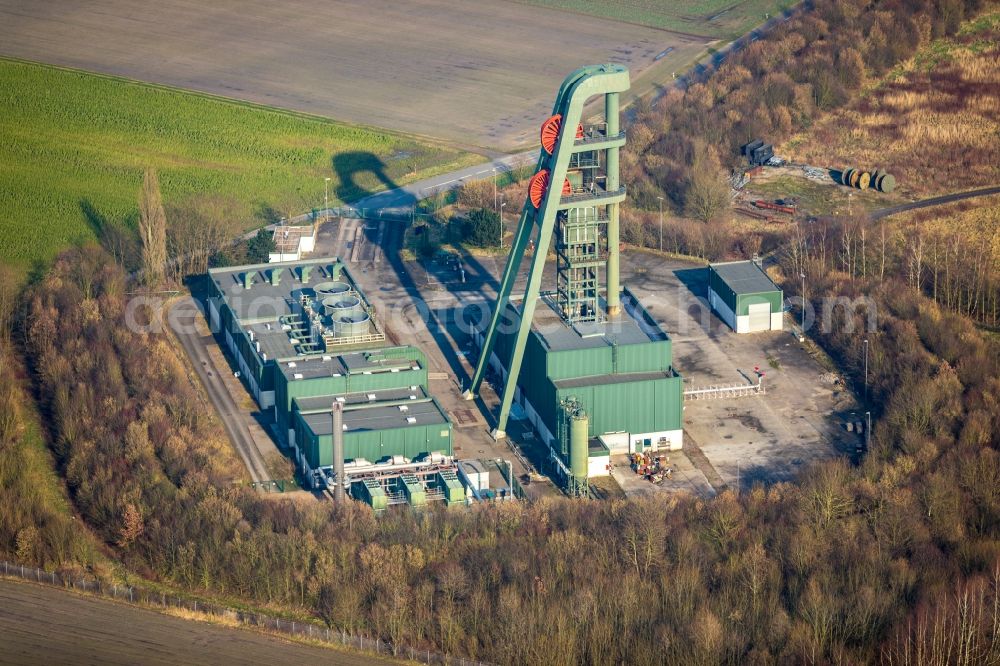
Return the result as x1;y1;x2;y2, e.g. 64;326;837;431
1;0;998;662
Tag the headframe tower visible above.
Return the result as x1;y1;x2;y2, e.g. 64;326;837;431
465;64;629;439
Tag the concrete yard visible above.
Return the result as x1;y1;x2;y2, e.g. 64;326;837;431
0;0;710;151
623;252;860;492
610;452;715;498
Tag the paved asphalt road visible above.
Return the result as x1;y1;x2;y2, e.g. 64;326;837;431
244;150;539;241
349;150;540;213
870;185;1000;219
169;297;270;483
0;579;392;665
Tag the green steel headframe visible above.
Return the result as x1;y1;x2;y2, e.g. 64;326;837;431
464;64;630;439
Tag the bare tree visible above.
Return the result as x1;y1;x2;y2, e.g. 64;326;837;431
684;144;730;223
138;168;168;286
166;195;241;279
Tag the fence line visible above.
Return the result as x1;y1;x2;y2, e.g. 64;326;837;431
1;560;490;666
683;381;765;400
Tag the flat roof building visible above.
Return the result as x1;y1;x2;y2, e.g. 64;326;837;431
270;225;315;263
708;260;784;333
206;256;452;487
293;387;451;468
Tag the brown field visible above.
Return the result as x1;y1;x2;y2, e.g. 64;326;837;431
0;0;710;152
780;11;999;199
0;579;392;666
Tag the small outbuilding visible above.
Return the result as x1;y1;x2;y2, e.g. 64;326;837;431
708;261;783;333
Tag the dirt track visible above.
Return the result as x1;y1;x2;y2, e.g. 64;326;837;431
0;0;708;151
0;578;391;665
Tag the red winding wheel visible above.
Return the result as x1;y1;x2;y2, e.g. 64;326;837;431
528;169;572;208
540;114;585;155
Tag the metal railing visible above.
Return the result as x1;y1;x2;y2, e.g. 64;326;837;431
574;130;625;146
1;560;492;666
322;330;387;349
684;381;765;400
560;185;626;206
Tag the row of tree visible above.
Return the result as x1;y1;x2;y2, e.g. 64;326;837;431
0;338;98;571
94;169;275;286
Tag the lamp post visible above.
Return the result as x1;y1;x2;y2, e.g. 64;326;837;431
499;200;507;249
863;338;869;404
657;196;664;252
493;167;498;211
324;177;331;221
800;272;807;335
865;410;871;451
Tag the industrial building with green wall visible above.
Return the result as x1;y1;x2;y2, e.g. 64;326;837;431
708;261;784;333
206;257;453;485
481;289;684;481
465;64;684;494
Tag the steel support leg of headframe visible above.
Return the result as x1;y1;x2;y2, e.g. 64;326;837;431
463;66;596;407
464;65;630;439
605;91;621;318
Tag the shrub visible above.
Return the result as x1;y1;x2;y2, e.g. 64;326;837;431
462;208;501;248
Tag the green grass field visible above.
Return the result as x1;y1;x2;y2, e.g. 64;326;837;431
0;59;477;276
515;0;795;39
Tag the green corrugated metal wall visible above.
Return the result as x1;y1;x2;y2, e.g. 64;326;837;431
547;347;609;380
556;375;682;437
545;340;671;380
298;420;453;468
496;319;671;381
275;363;427;433
494;310;682;446
495;324;557;429
708;267;737;313
615;340;672;374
